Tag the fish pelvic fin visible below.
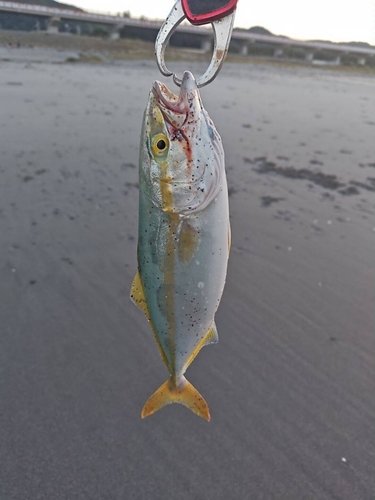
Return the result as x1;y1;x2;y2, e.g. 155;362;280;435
141;376;210;421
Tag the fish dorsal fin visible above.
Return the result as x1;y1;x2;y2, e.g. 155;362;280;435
204;322;219;346
130;270;150;320
131;270;171;372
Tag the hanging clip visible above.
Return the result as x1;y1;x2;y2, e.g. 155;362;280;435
155;0;237;88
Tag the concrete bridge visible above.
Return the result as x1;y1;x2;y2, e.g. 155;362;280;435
0;1;374;64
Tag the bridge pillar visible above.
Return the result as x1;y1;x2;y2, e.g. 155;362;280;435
109;24;124;40
201;38;212;53
273;48;283;58
239;43;248;56
46;16;60;34
332;55;341;66
305;52;314;63
357;57;366;66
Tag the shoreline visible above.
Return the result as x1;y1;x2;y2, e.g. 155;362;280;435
0;29;374;75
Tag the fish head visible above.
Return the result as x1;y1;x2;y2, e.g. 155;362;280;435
141;71;224;214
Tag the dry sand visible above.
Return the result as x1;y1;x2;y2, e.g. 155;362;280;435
0;52;374;499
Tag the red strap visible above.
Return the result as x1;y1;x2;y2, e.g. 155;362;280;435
181;0;238;25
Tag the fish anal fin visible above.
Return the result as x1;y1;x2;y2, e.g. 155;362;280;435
204;322;219;346
141;376;210;421
183;322;219;372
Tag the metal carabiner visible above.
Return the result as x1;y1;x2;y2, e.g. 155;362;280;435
155;0;236;88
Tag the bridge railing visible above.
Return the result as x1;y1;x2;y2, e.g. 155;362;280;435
0;1;121;21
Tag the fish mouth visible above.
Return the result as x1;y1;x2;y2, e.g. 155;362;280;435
152;71;200;128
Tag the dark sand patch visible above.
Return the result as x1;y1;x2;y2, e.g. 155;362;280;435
338;186;360;196
261;195;285;207
245;157;344;190
349;178;375;192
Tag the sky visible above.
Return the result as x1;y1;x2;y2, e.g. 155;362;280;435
70;0;374;45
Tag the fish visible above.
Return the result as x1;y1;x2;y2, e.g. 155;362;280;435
131;71;230;421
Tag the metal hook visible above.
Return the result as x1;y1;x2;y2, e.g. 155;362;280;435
155;0;235;88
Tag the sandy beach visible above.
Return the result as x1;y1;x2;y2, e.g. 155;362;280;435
0;48;374;499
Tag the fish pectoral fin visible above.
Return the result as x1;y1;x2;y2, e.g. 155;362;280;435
130;270;150;319
204;322;219;346
141;376;210;421
178;219;199;264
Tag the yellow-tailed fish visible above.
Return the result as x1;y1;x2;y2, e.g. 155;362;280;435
131;71;230;421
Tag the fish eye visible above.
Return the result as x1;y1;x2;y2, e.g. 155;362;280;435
151;134;169;157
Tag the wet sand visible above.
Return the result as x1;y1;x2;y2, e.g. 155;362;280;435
0;57;374;499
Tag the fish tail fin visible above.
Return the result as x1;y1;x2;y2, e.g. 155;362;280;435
141;376;210;421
